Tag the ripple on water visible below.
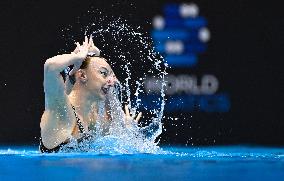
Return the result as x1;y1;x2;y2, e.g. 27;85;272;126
0;146;283;161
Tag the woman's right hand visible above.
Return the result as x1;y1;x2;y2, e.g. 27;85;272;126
69;36;101;75
69;36;91;75
83;35;100;57
73;36;100;56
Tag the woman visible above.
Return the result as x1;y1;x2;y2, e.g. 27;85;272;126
40;36;141;153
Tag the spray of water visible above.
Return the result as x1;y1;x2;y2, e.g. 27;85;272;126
59;15;168;154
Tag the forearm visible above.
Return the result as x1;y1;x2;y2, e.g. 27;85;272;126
44;53;84;73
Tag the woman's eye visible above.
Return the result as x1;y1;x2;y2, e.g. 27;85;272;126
100;71;107;77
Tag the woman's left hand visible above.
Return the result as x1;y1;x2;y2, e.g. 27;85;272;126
124;105;142;129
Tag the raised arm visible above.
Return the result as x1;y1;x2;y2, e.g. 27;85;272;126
40;36;96;149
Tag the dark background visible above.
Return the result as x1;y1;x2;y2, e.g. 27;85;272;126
0;0;282;146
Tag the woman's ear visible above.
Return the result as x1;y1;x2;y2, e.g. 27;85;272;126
77;69;88;83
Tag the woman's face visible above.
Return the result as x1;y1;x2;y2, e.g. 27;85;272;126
84;57;117;100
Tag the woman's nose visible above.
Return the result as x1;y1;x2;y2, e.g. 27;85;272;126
106;75;118;86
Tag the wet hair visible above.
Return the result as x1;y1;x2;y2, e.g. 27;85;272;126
79;56;92;69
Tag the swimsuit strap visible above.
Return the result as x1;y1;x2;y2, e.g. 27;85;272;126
39;105;89;153
71;105;85;134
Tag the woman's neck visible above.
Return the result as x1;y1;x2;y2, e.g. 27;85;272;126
68;84;101;126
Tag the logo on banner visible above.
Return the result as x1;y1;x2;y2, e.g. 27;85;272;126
142;3;230;113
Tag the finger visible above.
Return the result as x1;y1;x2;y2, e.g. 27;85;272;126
125;105;130;117
75;42;81;48
89;35;94;46
135;112;142;122
84;36;88;46
73;42;80;53
80;40;89;53
131;114;135;120
82;37;86;47
88;35;92;48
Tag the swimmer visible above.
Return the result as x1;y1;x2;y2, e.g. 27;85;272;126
40;36;142;153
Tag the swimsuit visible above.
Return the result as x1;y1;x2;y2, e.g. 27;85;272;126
39;105;90;153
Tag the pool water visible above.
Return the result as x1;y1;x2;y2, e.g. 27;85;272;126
1;146;283;180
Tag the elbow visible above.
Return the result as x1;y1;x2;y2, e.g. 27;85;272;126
44;58;58;73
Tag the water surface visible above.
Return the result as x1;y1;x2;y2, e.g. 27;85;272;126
1;146;283;180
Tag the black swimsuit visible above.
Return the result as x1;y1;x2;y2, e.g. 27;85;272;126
39;105;88;153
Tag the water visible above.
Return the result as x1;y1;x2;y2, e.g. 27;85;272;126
58;15;168;153
21;12;283;180
1;146;284;180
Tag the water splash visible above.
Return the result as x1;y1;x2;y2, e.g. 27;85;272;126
60;14;168;154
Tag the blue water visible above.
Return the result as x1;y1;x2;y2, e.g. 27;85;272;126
1;146;284;181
